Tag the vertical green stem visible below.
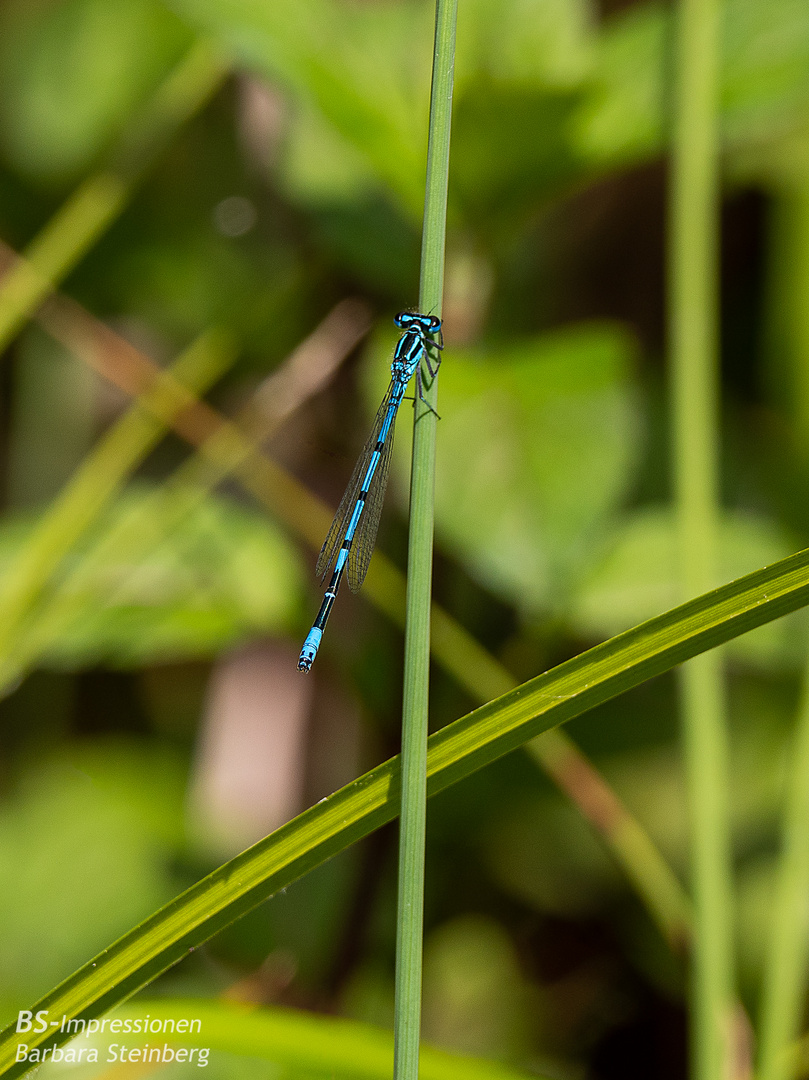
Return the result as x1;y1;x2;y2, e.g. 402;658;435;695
772;187;809;449
392;3;457;1079
757;183;809;1080
757;672;809;1080
669;0;734;1076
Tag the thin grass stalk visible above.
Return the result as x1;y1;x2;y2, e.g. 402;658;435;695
757;184;809;1080
757;670;809;1080
394;2;457;1078
12;271;693;950
0;39;226;355
669;0;734;1073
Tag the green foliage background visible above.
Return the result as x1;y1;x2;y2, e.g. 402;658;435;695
0;0;808;1076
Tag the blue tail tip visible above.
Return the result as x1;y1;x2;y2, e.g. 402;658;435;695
298;628;322;672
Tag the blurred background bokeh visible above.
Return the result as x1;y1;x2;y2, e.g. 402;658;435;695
1;0;809;1076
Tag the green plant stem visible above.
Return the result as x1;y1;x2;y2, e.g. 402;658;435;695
765;184;809;453
757;667;809;1080
394;4;457;1079
0;38;226;355
757;182;809;1080
3;547;809;1078
669;0;733;1073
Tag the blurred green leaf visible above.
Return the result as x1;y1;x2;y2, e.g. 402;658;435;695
570;506;807;668
570;2;667;169
0;741;187;1022
450;86;583;226
7;328;97;509
169;0;431;216
281;102;381;206
454;0;594;92
722;0;809;144
451;0;596;221
421;916;532;1060
170;0;598;223
572;0;809;171
2;484;303;670
119;227;303;348
307;197;421;297
0;0;193;185
484;794;621;917
166;0;809;226
366;321;642;617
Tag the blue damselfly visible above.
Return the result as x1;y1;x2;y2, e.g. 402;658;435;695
298;310;443;672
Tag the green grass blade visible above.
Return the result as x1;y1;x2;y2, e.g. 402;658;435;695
395;2;457;1078
669;0;732;1070
107;999;547;1080
757;670;809;1080
756;181;809;1080
3;548;809;1076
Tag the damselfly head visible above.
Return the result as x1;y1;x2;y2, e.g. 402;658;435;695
394;310;442;333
